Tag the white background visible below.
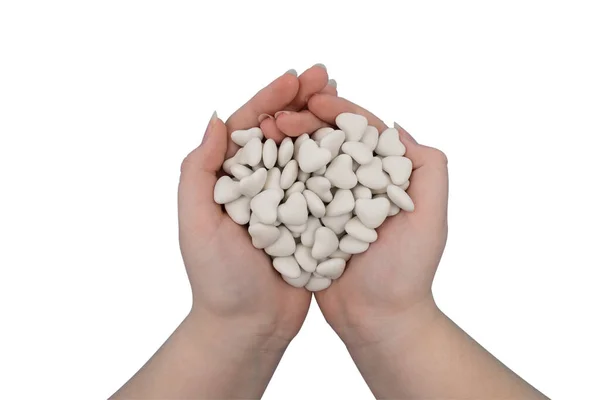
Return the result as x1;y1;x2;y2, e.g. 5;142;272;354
1;1;599;399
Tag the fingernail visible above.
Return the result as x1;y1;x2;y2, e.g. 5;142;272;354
313;63;327;70
328;78;337;88
274;111;291;119
258;113;273;123
394;122;417;144
202;111;218;144
285;69;297;76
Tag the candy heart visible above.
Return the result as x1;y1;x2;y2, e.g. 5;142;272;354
356;157;391;190
339;235;370;254
239;168;267;197
298;139;332;173
305;275;331;292
262;138;277;169
231;127;263;146
277;192;308;226
336;112;368;141
294;244;317;272
265;226;296;257
278;137;294;167
243;137;263;167
280;160;299;190
286;222;307;234
284;181;305;200
250;189;283;224
354;197;390;229
330;249;351;261
301;217;322;247
321;212;352;235
230;164;253;180
312;227;339;259
387;184;415;212
312;127;333;143
361;125;379;151
325;154;357;189
344;217;377;243
222;148;244;174
293;133;310;159
341;142;373;165
224;196;251;225
297;170;310;182
214;176;241;204
316;258;346;279
320;129;346;158
272;256;301;278
382;156;412;186
352;184;373;200
248;223;281;249
303;190;326;218
264;167;281;190
375;128;406;157
282;269;311;288
325;189;354;217
306;176;332;201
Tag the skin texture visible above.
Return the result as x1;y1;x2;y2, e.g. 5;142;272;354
111;68;334;399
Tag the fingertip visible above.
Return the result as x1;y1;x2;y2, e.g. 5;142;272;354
260;116;287;144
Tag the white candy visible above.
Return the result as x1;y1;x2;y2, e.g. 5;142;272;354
387;185;415;212
375;128;406;156
336;112;368;142
248;223;281;249
325;189;354;217
273;256;302;278
361;126;379;151
320;129;345;158
265;226;296;257
312;227;339;260
316;258;346;279
301;217;322;247
214;176;241;204
339;235;370;254
305;275;332;292
325;154;357;189
224;196;251;225
382;156;412;186
341;142;373;165
278;137;294;167
214;111;417;290
231;127;263;146
345;217;377;243
262;138;277;169
298;139;332;173
280;160;299;190
294;244;317;272
250;189;283;224
277;192;308;226
243;137;263;167
355;198;390;229
239;168;267;197
303;190;326;218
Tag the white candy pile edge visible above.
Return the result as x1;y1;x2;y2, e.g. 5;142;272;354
213;113;414;291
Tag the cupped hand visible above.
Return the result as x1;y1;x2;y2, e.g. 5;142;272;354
306;94;450;347
177;68;334;345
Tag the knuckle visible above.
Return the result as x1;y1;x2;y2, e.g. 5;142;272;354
429;148;448;165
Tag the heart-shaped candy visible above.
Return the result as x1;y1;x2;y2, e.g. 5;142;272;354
298;139;332;173
325;154;357;189
239;168;267;197
214;176;241;204
375;128;406;157
250;189;283;224
277;192;308;226
336;112;368;141
231;127;263;146
354;197;391;229
356;157;391;190
382;156;412;186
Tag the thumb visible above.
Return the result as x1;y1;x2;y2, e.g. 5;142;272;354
395;122;449;227
178;112;228;234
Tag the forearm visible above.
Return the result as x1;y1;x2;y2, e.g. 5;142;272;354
347;303;548;400
111;311;288;399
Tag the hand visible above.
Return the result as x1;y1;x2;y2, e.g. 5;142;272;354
305;94;449;347
178;66;334;347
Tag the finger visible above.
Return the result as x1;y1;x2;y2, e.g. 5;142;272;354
225;71;300;157
260;114;287;143
178;113;227;229
320;79;338;96
395;123;449;223
287;64;329;111
274;110;330;137
308;94;388;132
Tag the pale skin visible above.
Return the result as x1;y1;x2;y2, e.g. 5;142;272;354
111;68;548;400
